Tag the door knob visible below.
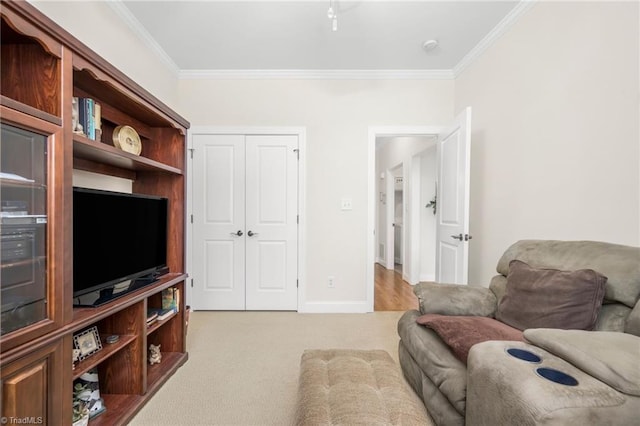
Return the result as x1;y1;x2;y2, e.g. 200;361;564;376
230;230;243;237
451;234;463;241
247;231;259;237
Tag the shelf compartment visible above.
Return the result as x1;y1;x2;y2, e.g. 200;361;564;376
73;135;182;175
146;311;177;336
73;334;136;380
87;393;144;426
147;352;188;391
1;18;61;118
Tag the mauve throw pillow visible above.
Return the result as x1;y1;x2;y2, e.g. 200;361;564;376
495;260;607;331
416;314;523;363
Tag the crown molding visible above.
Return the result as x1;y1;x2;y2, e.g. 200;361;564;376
179;69;455;80
106;0;180;76
453;0;537;77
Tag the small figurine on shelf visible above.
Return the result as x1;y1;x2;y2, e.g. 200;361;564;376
72;349;81;370
149;344;162;365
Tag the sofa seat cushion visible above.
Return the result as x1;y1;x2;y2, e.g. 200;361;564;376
415;314;524;363
496;260;607;331
524;328;640;396
398;310;467;415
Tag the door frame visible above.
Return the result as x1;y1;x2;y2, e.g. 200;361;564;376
186;126;306;311
367;126;445;312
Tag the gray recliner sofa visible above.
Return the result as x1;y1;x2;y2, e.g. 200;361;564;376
397;240;640;425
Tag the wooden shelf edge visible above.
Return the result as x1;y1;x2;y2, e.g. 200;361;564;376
72;334;136;380
73;135;183;175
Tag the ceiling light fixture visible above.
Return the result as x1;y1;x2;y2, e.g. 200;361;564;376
422;39;439;52
328;0;338;32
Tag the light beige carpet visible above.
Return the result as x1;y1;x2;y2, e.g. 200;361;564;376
129;311;435;426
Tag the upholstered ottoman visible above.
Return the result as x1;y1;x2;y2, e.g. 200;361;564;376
294;349;431;425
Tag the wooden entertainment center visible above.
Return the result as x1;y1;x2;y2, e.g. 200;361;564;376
0;1;189;424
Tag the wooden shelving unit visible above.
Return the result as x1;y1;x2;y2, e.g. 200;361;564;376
0;2;190;425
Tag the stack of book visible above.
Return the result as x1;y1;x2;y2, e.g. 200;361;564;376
147;308;174;324
73;97;102;142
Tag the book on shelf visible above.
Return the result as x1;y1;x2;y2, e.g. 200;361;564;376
162;287;179;313
74;97;102;142
148;308;174;322
146;311;158;327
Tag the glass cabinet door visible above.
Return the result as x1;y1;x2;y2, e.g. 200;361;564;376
0;124;48;336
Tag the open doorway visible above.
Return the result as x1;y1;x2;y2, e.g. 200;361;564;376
373;134;437;311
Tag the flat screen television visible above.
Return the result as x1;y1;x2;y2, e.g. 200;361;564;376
73;187;168;306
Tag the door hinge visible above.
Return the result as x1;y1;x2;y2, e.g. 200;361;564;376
190;214;194;224
296;279;299;288
190;278;194;288
297;215;299;224
188;148;195;159
293;148;299;160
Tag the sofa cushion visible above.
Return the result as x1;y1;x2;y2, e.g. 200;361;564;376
496;260;607;331
524;328;640;396
496;240;640;308
416;314;523;363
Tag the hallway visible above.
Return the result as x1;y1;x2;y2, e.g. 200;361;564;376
374;263;419;311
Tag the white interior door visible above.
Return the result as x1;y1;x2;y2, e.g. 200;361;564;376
191;133;299;310
192;134;246;309
245;135;298;310
435;107;471;284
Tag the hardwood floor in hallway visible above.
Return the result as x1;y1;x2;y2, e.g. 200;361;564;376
374;263;419;311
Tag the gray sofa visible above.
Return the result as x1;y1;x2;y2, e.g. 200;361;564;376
397;240;640;425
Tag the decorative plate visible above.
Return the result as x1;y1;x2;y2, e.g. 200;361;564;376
113;125;142;155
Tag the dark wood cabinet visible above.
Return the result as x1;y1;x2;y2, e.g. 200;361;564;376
0;2;189;424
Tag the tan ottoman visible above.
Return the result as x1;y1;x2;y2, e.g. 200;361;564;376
295;349;431;425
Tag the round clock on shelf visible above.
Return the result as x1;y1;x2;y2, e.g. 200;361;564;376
113;125;142;155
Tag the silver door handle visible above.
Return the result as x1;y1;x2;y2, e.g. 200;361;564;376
248;231;259;237
231;230;243;237
451;234;463;241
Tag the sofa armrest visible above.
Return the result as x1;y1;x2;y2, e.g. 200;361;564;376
524;329;640;396
466;340;639;426
413;282;497;316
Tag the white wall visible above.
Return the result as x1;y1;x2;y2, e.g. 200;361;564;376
455;1;640;286
29;0;180;112
179;79;454;310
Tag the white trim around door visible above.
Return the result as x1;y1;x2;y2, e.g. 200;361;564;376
186;126;306;311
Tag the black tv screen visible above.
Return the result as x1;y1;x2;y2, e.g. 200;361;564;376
73;187;168;299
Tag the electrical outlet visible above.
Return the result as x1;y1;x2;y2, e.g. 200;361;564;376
328;276;335;288
341;198;353;211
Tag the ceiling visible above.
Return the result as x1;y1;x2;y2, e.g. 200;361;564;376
118;1;522;72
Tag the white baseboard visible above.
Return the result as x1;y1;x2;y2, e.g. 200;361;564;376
298;301;370;313
419;273;436;282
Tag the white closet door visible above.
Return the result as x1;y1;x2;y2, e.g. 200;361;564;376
245;135;298;310
192;134;246;310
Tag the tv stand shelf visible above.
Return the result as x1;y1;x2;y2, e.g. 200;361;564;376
0;2;189;425
72;273;186;327
73;135;183;175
